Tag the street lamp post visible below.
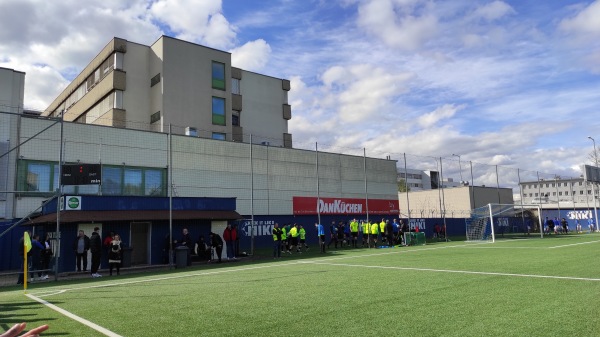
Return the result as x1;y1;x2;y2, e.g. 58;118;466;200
452;154;463;183
587;136;599;231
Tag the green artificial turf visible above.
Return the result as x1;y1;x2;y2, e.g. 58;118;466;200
2;234;599;336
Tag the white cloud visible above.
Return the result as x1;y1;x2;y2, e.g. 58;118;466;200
150;0;236;49
230;39;271;72
356;0;438;50
559;1;600;34
319;64;413;123
417;104;462;128
471;1;515;21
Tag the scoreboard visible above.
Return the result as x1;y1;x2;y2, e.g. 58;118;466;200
61;164;102;185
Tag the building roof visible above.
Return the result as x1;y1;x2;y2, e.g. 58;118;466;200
25;209;242;225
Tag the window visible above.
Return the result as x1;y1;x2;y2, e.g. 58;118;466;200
533;184;537;188
151;73;161;87
114;52;124;70
552;192;556;196
579;182;583;186
231;78;240;94
588;190;592;194
565;191;569;196
101;165;166;196
144;169;164;196
16;161;59;193
232;114;239;126
212;132;226;140
151;111;161;124
212;97;225;125
559;192;563;196
114;90;123;109
102;167;122;195
528;193;532;197
535;193;538;197
212;61;225;90
27;163;52;192
124;168;143;195
552;183;555;187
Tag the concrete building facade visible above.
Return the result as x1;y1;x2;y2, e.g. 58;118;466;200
519;177;600;209
399;186;514;218
0;67;25;220
42;36;292;147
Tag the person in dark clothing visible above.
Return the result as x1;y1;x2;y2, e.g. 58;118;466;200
400;220;409;245
327;221;338;249
196;235;210;261
561;218;569;234
90;227;102;277
16;235;28;285
73;230;90;272
41;233;53;280
209;232;224;263
337;222;345;247
30;235;44;281
223;224;238;260
108;234;123;276
233;224;241;258
180;228;194;266
272;223;283;258
386;221;395;247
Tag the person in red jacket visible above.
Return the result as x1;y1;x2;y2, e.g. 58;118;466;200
223;224;237;260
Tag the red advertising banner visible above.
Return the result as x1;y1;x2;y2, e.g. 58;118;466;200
293;196;399;215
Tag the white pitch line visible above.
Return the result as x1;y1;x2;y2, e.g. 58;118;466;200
33;244;488;297
302;261;600;282
33;261;302;297
548;239;600;249
461;246;544;249
26;293;123;337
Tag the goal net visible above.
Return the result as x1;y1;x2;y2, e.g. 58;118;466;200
465;204;543;242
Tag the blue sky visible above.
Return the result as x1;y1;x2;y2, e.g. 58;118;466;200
1;0;599;187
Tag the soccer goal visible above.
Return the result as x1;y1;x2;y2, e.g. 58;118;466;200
465;203;543;242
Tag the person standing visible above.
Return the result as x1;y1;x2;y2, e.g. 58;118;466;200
288;224;299;253
30;235;44;281
362;221;370;248
327;221;338;249
560;218;569;234
379;219;387;246
41;233;52;280
73;230;90;272
108;234;122;276
273;223;283;258
90;227;102;278
386;220;395;247
349;219;359;248
315;223;325;253
209;232;224;263
370;220;379;248
16;234;28;285
298;225;308;252
180;228;193;266
223;224;238;260
233;224;241;258
401;220;409;244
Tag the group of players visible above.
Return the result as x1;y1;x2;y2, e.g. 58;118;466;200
316;218;412;252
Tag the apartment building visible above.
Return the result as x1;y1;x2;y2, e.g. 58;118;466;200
42;36;292;147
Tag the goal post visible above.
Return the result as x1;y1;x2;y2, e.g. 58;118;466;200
465;203;543;242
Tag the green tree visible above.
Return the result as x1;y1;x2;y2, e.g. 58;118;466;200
398;179;410;192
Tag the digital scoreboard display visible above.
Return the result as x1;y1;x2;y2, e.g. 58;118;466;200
61;164;102;185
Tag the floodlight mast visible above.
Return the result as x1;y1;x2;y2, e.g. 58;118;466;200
588;136;599;232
